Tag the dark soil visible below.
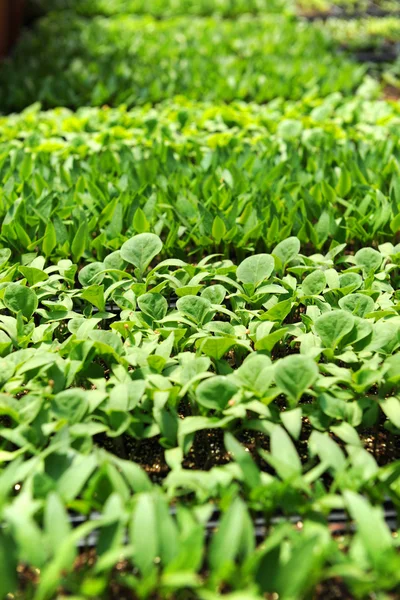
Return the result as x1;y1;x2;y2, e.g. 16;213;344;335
95;412;400;485
383;84;400;101
14;559;398;600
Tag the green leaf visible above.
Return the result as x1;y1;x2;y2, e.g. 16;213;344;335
354;247;382;273
336;167;352;197
344;491;393;567
44;493;71;555
177;295;211;325
380;396;400;428
275;355;318;405
302;270;326;296
201;284;226;305
111;456;152;493
0;248;11;269
269;425;302;479
89;330;124;356
235;353;273;396
138;292;168;321
42;220;57;257
133;207;150;233
199;336;235;360
309;431;346;471
0;530;17;598
225;432;261;489
131;493;158;575
236;254;274;287
273;236;300;268
56;453;98;501
314;310;354;349
52;389;89;424
81;284;105;312
18;266;48;286
212;215;226;243
3;283;38;319
331;422;362;446
71;219;88;263
281;407;302;439
209;496;254;572
196;376;238;410
78;262;105;286
261;298;292;322
154;494;179;566
121;233;163;274
338;293;374;317
255;327;288;352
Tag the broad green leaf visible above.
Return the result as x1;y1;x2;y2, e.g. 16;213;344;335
78;262;105;286
365;321;400;354
260;298;292;322
273;236;300;267
336;167;352;196
0;530;17;598
52;389;89;424
314;310;354;349
309;431;346;471
0;248;11;269
236;254;274;287
154;494;179;566
89;330;124;355
56;453;98;501
380;396;400;428
177;295;211;325
81;284;105;312
4;283;38;319
384;354;400;383
199;336;235;360
354;247;382;273
138;292;168;321
281;407;302;439
111;456;152;493
339;293;374;317
275;355;318;405
18;266;48;286
121;233;163;274
302;270;326;296
201;284;226;305
235;353;273;396
331;422;362;446
133;207;150;233
196;376;238;410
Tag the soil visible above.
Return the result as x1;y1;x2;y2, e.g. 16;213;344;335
383;84;400;101
95;411;400;485
14;560;398;600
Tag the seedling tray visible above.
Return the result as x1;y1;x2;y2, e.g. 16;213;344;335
70;500;398;549
302;8;400;21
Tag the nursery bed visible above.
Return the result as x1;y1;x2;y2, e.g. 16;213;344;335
1;1;400;598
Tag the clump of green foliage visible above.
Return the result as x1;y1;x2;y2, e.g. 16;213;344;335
0;233;400;598
28;0;293;17
1;96;400;260
0;13;365;112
